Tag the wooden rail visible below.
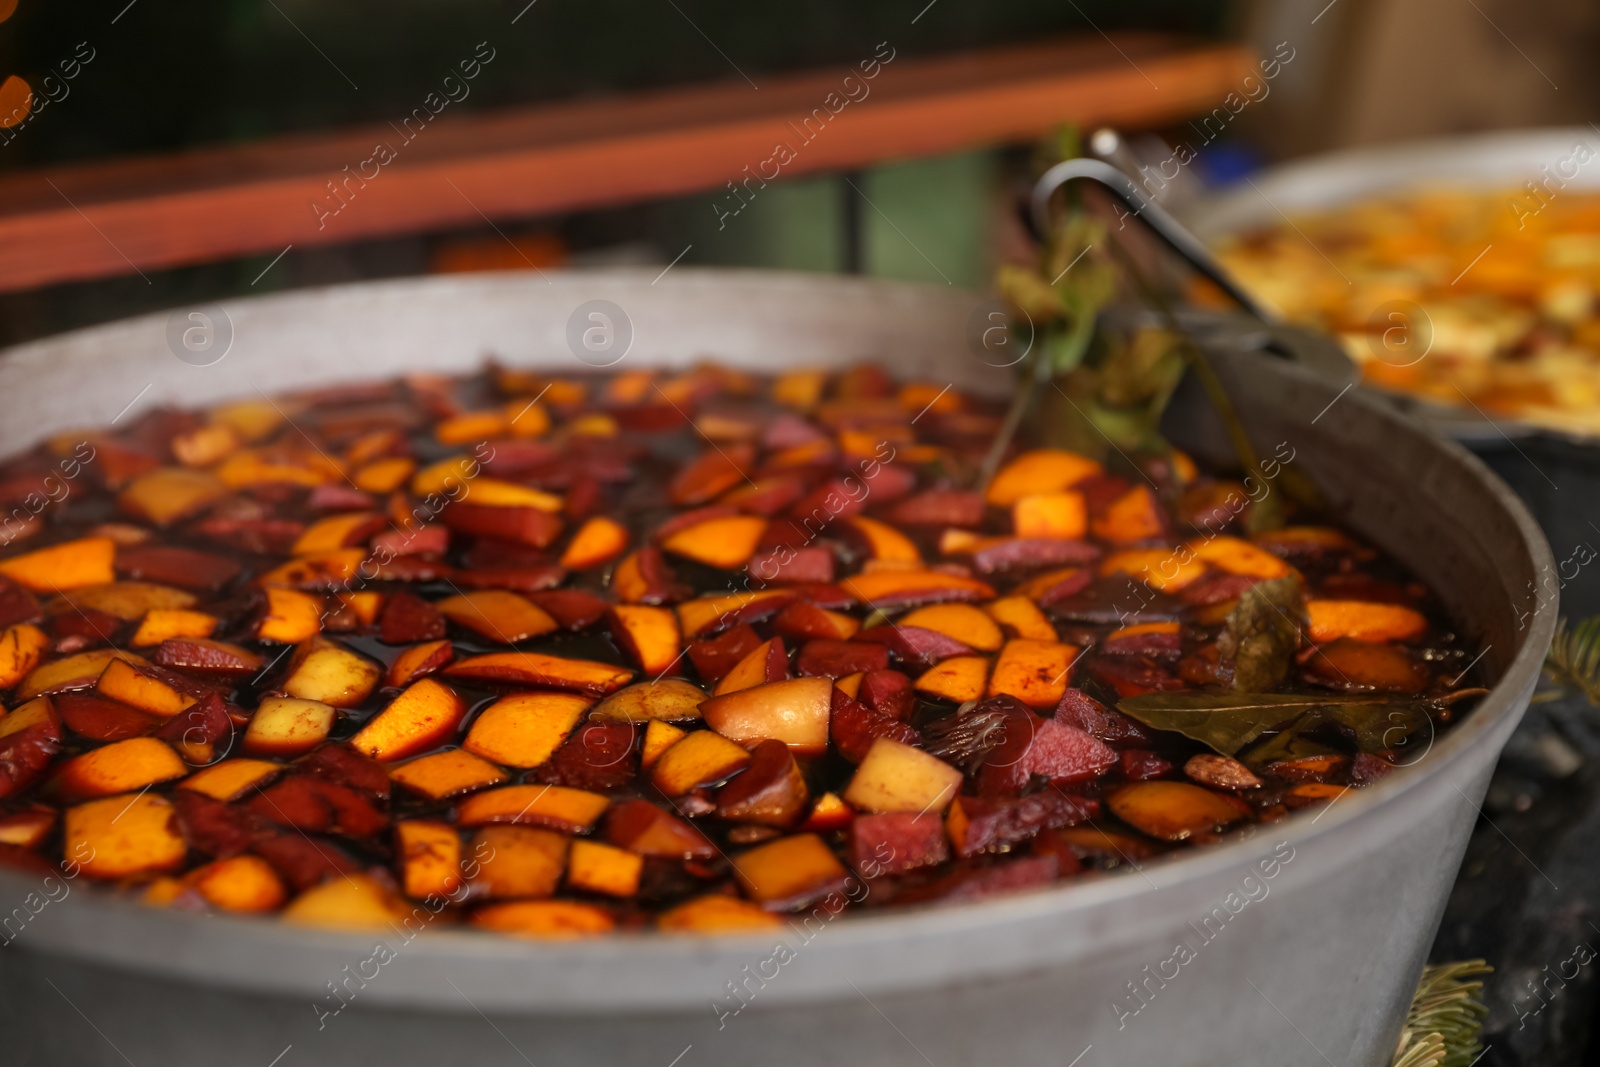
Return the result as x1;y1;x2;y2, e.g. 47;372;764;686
0;34;1253;292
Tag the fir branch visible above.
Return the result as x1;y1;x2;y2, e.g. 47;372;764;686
1390;960;1492;1067
1544;616;1600;707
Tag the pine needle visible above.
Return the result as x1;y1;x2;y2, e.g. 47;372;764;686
1391;961;1492;1067
1544;616;1600;706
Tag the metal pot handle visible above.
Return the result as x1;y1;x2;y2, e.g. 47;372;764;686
1029;155;1279;324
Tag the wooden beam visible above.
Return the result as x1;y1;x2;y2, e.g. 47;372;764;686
0;34;1253;292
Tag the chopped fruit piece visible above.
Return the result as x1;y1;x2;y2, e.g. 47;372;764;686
559;516;630;570
650;730;752;796
772;601;860;642
258;588;324;644
830;689;919;764
1188;536;1292;579
589;679;706;723
1185;754;1263;792
1091;486;1166;544
687;624;764;682
1099;549;1206;592
445;652;633;695
55;692;158;741
178;759;283;801
258;549;367;589
442;502;564;548
899;604;1003;652
185;855;286;913
612;547;686;606
457;784;610;832
946;793;1097;857
843;516;922;564
843;738;961;815
659;893;786;932
283;638;381;709
641;720;687;769
349;678;467;762
0;623;50;687
1012;490;1089;540
397;819;464;899
0;808;56;848
609;605;683;676
841;570;995;609
714;637;788;696
283;875;409;929
130;609;217;647
462;692;591;768
95;659;196;718
732;833;850;909
835;672;864;699
854;626;970;668
1013;566;1093;606
65;793;186;879
55;581;197;620
390;749;507;800
716;739;809;827
242;697;336;757
153;637;264;677
987;639;1079;709
118;469;228;526
0;537;116;591
116;545;240;591
1305;600;1428;643
54;737;187;798
987;449;1101;506
604;798;715;859
660;515;768;570
859;669;914;720
796;639;890;678
850;811;948;874
801;791;855;832
1107;781;1251;841
353;457;416;495
473;900;616;937
676;590;793;638
0;696;62;798
386;639;454;687
468;826;569;899
914;655;991;703
670;444;756;506
983;597;1057;641
436;590;559;643
701;676;833;756
1301;638;1429;693
17;649;143;700
1103;621;1182;656
567;839;643;897
293;512;384;556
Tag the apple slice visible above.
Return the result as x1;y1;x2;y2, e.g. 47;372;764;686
292;512;385;555
95;659;197;718
675;589;793;638
1305;600;1428;643
1012;491;1087;540
378;591;446;644
700;676;832;756
243;697;336;757
670;444;756;506
467;826;569;899
842;738;961;815
436;590;559;643
1091;485;1167;543
660;515;768;570
731;833;850;910
913;655;991;704
386;639;454;687
1107;781;1251;841
462;691;591;768
650;730;752;796
609;605;683;676
987;639;1080;709
713;637;788;696
178;758;284;801
986;449;1101;506
258;549;366;589
611;547;689;606
441;501;564;548
898;604;1003;652
716;739;808;827
390;749;507;800
0;536;116;591
282;637;381;708
0;623;49;688
396;819;463;899
446;651;634;695
130;609;217;648
18;648;143;700
64;793;187;879
801;791;854;832
258;587;324;644
559;516;630;570
456;783;610;833
830;689;919;764
604;798;716;859
589;679;706;723
115;544;240;591
849;812;948;875
1099;550;1205;593
840;570;995;609
945;792;1098;856
0;808;56;848
184;854;286;913
566;839;643;898
0;696;63;798
471;900;616;938
772;601;860;643
983;596;1056;641
118;469;228;526
282;875;409;929
687;624;764;682
842;515;921;564
53;581;196;621
657;894;785;932
348;678;467;762
53;736;187;799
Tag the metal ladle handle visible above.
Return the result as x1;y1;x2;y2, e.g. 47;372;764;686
1029;156;1279;323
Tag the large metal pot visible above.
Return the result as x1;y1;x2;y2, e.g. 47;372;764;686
0;270;1554;1067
